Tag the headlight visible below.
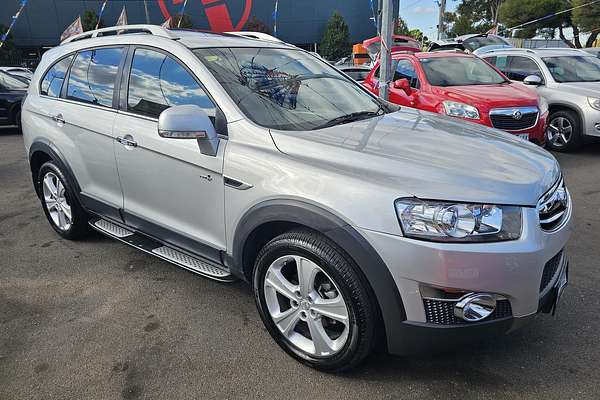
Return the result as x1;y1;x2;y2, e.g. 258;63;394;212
442;101;480;119
395;198;522;242
588;97;600;111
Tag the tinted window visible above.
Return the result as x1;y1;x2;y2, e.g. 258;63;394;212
393;59;419;88
543;56;600;83
127;48;215;119
420;56;507;86
195;47;384;131
507;56;542;81
66;48;124;107
40;56;73;97
462;35;509;51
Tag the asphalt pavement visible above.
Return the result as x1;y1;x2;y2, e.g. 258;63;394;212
1;127;599;399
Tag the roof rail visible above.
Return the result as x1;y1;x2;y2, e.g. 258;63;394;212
225;31;284;43
61;24;176;45
478;47;536;55
533;47;587;52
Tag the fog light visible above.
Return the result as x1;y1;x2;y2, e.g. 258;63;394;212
454;293;496;322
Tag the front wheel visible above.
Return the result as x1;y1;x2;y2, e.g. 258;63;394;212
546;110;582;152
253;230;378;372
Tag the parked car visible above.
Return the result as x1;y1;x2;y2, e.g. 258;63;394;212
481;48;600;151
0;66;33;82
337;65;372;83
428;34;512;53
0;70;28;130
582;47;600;58
362;51;547;144
23;25;571;372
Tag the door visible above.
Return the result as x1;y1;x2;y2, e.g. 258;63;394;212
57;47;126;219
388;59;420;107
114;47;227;256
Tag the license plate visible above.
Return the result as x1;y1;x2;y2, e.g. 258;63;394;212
516;133;529;141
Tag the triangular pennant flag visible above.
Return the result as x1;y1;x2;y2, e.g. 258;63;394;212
60;15;83;41
116;6;128;27
161;17;171;29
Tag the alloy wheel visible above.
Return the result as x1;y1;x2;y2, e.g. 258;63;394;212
546;116;573;148
42;172;72;231
263;255;350;357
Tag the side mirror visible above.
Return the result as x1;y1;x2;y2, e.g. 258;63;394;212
393;78;412;95
158;105;219;156
523;75;543;86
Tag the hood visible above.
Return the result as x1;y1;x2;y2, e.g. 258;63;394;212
269;109;560;206
433;83;538;111
557;82;600;98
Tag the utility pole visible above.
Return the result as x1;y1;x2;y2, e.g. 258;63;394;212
378;0;393;100
437;0;447;40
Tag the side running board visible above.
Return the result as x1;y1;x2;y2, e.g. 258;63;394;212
90;218;234;282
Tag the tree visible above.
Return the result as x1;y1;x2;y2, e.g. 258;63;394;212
395;16;410;35
445;0;504;37
245;16;272;34
572;0;600;47
409;29;430;48
319;12;351;61
82;9;102;32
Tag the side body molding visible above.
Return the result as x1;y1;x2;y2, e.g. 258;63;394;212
29;139;82;197
229;199;407;351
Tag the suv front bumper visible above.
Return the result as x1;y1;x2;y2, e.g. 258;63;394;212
358;207;572;355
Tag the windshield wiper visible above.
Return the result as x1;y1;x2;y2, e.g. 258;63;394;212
313;107;384;130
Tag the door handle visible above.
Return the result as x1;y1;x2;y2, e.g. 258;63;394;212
52;113;65;124
116;135;138;148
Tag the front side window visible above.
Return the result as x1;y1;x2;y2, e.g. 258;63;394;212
393;59;419;88
420;56;507;87
40;55;73;97
507;56;542;81
127;48;215;119
543;56;600;83
194;47;384;131
66;47;124;107
0;71;29;90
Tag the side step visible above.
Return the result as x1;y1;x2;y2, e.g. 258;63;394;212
90;218;234;282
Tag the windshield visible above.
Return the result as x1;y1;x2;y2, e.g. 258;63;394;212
462;35;508;51
0;71;29;89
194;47;384;130
543;56;600;82
420;56;507;86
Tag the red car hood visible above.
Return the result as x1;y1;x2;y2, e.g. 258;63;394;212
433;83;538;111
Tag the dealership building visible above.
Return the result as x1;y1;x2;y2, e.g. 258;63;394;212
1;0;399;64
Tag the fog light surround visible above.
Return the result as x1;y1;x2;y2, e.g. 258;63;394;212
454;293;497;322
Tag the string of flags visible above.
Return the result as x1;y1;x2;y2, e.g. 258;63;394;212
0;0;28;49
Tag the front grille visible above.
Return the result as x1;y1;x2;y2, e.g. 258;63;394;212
423;298;512;325
490;107;538;131
540;250;563;293
538;176;569;231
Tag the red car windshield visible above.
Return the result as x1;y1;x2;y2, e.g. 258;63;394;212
420;56;508;87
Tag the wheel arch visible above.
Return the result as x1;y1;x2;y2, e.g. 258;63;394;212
548;103;584;127
230;199;407;352
29;139;81;199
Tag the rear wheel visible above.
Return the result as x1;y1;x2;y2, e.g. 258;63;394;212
253;230;377;372
546;110;582;152
15;110;21;132
37;161;90;239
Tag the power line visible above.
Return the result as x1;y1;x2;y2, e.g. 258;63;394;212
507;0;600;31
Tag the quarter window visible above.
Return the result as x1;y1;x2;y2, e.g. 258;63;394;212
40;55;73;97
127;48;215;119
507;56;543;82
66;47;125;107
393;59;419;88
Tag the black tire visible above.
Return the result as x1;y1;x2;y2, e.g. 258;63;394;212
253;229;377;372
15;110;21;133
36;161;91;239
545;110;582;152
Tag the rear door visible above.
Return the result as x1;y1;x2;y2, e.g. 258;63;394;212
113;46;227;258
388;58;421;107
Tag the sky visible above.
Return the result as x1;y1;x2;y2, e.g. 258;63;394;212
399;0;457;40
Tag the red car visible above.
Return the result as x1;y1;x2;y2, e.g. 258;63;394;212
363;52;547;144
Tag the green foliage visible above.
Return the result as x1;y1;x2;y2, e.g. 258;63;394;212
446;0;502;37
245;16;272;34
82;9;102;32
319;11;351;61
572;0;600;47
395;17;410;35
408;29;430;48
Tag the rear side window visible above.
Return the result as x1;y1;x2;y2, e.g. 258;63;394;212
394;59;419;88
487;55;509;73
507;56;543;81
66;47;125;107
127;48;215;119
40;55;73;97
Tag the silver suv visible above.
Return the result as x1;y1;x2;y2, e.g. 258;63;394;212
480;48;600;152
22;25;571;371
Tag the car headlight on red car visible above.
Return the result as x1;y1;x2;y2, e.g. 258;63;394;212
442;101;480;120
395;198;522;242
